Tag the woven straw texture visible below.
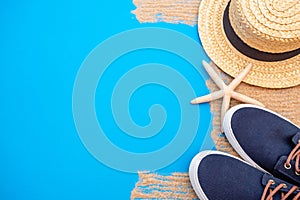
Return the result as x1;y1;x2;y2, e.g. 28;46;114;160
198;0;300;88
131;62;300;199
229;0;300;53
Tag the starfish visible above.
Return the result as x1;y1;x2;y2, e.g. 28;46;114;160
191;60;265;129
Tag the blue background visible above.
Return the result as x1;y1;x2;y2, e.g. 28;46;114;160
0;0;212;199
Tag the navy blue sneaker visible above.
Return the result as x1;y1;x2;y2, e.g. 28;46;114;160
223;104;300;186
189;151;300;200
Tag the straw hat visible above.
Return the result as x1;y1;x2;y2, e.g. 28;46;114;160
198;0;300;88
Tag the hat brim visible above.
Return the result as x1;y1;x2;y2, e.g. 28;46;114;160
198;0;300;88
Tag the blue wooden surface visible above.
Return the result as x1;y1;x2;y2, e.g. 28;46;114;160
0;0;212;199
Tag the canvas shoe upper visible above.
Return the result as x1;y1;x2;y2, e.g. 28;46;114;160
223;104;300;186
189;150;300;200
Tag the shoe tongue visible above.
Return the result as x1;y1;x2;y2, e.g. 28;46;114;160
292;131;300;145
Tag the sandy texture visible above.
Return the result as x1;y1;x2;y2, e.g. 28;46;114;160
132;0;201;26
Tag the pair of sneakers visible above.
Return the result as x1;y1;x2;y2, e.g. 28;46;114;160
189;104;300;200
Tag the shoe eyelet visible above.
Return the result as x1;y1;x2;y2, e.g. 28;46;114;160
295;171;300;176
269;180;275;185
284;163;291;169
282;184;288;188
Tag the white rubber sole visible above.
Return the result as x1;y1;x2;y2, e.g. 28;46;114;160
223;104;300;174
189;150;253;200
